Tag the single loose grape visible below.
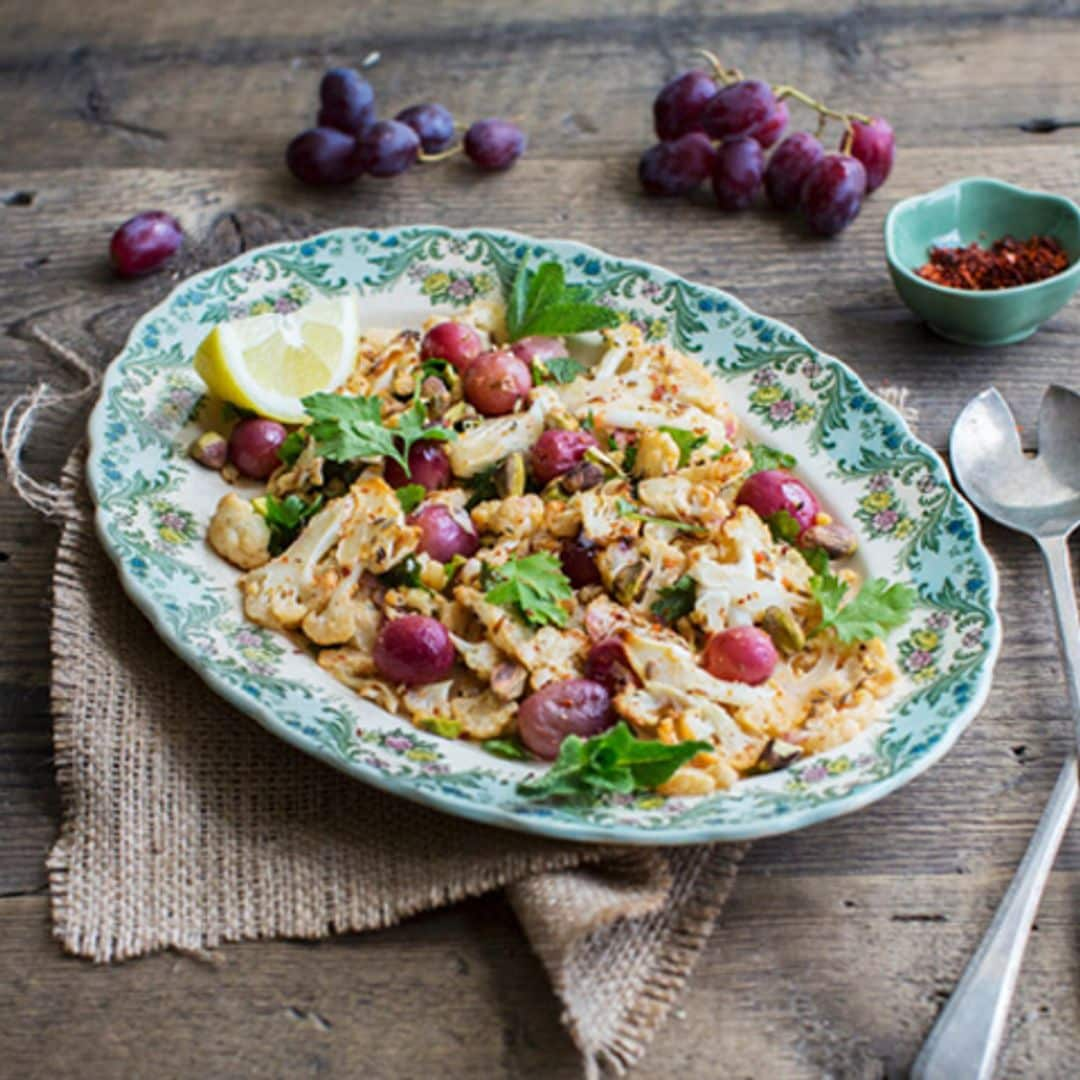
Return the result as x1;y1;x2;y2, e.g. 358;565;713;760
396;103;455;153
421;321;483;373
463;119;526;171
517;678;614;760
711;135;764;211
799;153;867;236
463;349;532;416
510;336;569;365
559;535;603;589
846;116;895;193
639;132;717;197
584;638;639;695
530;429;599;486
653;69;719;141
373;615;455;685
701;79;776;139
109;211;183;277
409;504;479;562
228;418;287;480
384;440;452;491
703;626;778;685
764;132;824;210
286;127;359;186
317;67;375;135
735;469;820;531
352;120;420;178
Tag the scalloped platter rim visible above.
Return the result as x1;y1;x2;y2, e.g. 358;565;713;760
86;224;1001;845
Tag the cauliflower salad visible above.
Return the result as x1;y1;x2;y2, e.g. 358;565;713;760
200;260;913;801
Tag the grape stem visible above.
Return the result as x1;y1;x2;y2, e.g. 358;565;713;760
772;84;871;143
696;49;741;85
419;144;463;163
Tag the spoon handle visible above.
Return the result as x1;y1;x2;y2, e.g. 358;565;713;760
1039;535;1080;731
910;756;1078;1080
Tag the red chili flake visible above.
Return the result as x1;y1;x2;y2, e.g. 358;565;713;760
916;234;1070;290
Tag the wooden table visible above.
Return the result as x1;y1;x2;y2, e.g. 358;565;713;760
2;1;1079;1075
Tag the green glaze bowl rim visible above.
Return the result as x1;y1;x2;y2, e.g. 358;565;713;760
884;176;1080;300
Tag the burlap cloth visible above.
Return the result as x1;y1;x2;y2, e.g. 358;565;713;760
2;210;755;1078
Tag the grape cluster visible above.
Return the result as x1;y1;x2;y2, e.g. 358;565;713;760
286;66;527;186
641;55;895;236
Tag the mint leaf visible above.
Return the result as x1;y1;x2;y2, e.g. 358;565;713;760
277;430;306;467
659;426;708;468
765;509;802;545
256;493;323;555
395;484;426;514
483;737;529;760
517;722;711;801
811;573;915;643
748;443;797;475
651;575;697;623
484;552;573;627
505;260;622;341
616;496;706;536
533;355;586;385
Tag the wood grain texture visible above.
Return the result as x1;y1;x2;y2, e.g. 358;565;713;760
1;0;1079;1074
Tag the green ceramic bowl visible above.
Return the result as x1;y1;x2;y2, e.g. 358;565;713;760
885;177;1080;345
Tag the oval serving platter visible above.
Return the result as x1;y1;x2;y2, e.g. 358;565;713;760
86;225;1000;844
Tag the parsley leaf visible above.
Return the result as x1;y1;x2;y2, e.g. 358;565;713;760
380;554;426;590
277;430;306;467
748;443;798;475
659;426;708;468
483;737;530;760
484;552;573;628
302;392;455;474
256;494;323;555
517;722;711;801
811;572;916;643
651;575;697;624
464;463;500;509
532;355;587;386
615;497;706;535
765;509;802;545
505;260;621;341
395;484;426;514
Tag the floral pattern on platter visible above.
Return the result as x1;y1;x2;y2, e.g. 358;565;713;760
85;225;1001;844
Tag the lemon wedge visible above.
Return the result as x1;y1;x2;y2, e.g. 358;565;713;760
194;289;359;422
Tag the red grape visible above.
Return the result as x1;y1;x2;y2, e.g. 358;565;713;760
410;504;479;562
463;349;532;416
463;119;526;171
517;678;614;759
559;535;602;589
109;212;183;277
653;69;719;141
639;132;717;196
735;469;820;531
373;615;455;685
799;153;867;236
764;132;824;210
384;440;452;490
228;419;287;480
510;336;569;365
317;67;375;135
711;135;764;211
584;637;640;696
702;79;776;139
396;103;455;154
352;120;420;178
748;99;789;149
286;127;359;186
703;626;778;685
846;116;894;193
421;321;483;373
530;429;598;486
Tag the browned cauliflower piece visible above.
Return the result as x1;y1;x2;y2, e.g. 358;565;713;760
207;492;272;570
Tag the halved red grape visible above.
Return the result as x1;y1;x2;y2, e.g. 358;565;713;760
421;321;483;373
764;132;824;210
410;504;479;562
584;637;640;695
703;626;778;685
639;132;717;197
228;418;287;479
559;535;602;589
352;120;420;178
109;211;183;277
396;103;455;154
711;135;764;211
286;127;359;186
749;99;789;149
702;79;775;139
799;153;867;236
317;67;375;135
464;119;526;171
517;678;614;759
735;469;820;531
463;349;532;416
373;615;455;685
510;336;569;365
530;429;598;486
653;69;719;141
846;116;894;193
384;440;452;490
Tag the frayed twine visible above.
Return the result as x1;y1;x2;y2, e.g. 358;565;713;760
1;326;100;521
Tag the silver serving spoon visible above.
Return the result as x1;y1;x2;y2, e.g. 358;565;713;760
912;385;1080;1080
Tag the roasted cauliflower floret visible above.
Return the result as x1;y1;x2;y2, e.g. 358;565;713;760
337;476;419;574
208;492;272;570
470;494;544;540
446;389;557;477
633;429;681;478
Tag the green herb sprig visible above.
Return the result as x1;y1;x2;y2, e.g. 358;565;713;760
747;444;797;475
659;426;708;468
484;552;573;628
506;261;621;341
616;497;706;535
255;494;324;555
650;575;697;623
